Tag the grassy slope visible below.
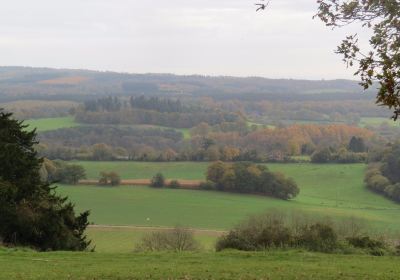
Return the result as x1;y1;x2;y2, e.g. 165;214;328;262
1;249;399;280
58;163;400;233
25;116;79;132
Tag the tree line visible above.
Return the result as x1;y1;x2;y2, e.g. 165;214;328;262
36;123;374;163
364;142;400;203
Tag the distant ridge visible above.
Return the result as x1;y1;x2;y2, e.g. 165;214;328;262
0;66;374;103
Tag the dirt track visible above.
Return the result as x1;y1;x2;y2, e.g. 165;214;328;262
88;224;226;236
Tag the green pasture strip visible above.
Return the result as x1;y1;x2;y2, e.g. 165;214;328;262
1;250;400;280
86;227;218;253
25;116;79;132
74;161;209;180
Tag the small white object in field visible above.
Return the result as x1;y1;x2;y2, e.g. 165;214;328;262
146;218;150;221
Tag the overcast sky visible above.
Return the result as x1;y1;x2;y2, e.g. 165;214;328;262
0;0;369;80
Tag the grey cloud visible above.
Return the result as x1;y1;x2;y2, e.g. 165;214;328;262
0;0;367;79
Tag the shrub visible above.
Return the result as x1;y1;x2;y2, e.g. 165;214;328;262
346;236;386;250
296;223;338;253
135;227;200;252
98;171;121;186
311;148;332;163
151;173;165;188
335;151;367;163
199;181;216;190
109;172;121;186
167;180;181;189
216;212;294;252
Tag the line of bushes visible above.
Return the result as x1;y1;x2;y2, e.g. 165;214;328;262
215;211;396;256
134;211;399;256
150;173;182;189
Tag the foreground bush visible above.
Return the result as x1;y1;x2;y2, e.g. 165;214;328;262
216;211;390;254
135;227;200;252
296;223;338;253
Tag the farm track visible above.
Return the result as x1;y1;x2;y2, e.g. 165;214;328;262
88;224;227;236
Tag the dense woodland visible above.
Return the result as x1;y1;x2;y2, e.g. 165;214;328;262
36;123;375;163
75;96;243;128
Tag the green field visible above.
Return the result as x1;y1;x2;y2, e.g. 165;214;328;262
1;249;399;280
24;116;192;139
246;120;275;129
360;117;400;127
25;116;79;132
86;227;218;253
74;161;209;180
59;162;400;233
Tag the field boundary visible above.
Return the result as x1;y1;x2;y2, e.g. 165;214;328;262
79;179;203;189
88;224;227;235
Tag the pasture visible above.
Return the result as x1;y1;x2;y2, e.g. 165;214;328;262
25;116;192;138
58;163;400;235
25;116;79;132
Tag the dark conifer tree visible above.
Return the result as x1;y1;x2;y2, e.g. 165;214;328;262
0;110;90;251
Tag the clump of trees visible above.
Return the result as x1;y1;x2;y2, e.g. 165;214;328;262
364;142;400;203
311;136;368;163
205;162;299;200
216;211;388;255
0;110;90;251
135;226;200;252
40;159;86;184
98;171;121;186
